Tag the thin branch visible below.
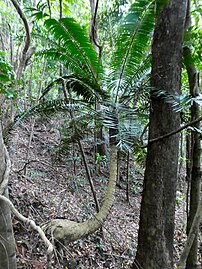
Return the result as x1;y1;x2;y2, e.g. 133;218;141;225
90;0;102;55
62;85;100;212
47;0;52;17
141;116;202;148
0;195;54;269
140;122;149;144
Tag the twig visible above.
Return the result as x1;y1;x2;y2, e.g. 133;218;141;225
0;195;54;269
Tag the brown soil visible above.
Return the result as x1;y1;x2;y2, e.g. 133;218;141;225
7;115;201;268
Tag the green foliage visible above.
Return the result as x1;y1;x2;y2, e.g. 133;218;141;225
131;181;142;194
69;176;87;193
28;169;46;181
38;17;108;101
37;0;155;104
133;147;147;166
176;190;185;207
26;1;49;20
108;0;155;100
98;0;130;59
189;6;202;71
13;99;77;127
102;102;148;152
44;18;103;78
0;51;16;99
152;89;193;112
95;153;107;167
21;0;156;151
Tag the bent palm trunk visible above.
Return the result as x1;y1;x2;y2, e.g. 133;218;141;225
43;144;117;243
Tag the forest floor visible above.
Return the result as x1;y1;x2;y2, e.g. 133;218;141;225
7;115;201;269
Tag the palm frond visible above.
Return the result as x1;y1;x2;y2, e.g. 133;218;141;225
152;89;193;112
102;102;148;151
108;0;155;101
26;2;49;20
44;18;103;81
39;75;109;102
119;55;151;105
13;99;80;127
39;49;88;77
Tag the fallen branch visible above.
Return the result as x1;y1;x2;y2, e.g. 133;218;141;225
0;195;54;269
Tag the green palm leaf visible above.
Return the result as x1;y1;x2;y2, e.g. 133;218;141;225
108;0;155;101
44;18;103;81
40;49;88;77
39;74;109;102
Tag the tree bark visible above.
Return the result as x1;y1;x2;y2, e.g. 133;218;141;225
132;1;187;268
0;124;17;269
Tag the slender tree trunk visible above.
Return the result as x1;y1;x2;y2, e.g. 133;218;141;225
89;0;107;157
126;151;130;203
179;131;184;175
178;198;202;269
132;1;187;269
0;124;17;269
183;45;201;269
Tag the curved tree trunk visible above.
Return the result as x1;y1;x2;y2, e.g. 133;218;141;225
132;1;187;269
0;124;17;269
43;144;117;243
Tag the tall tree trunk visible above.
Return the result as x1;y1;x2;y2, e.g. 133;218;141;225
132;1;187;269
0;124;17;269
